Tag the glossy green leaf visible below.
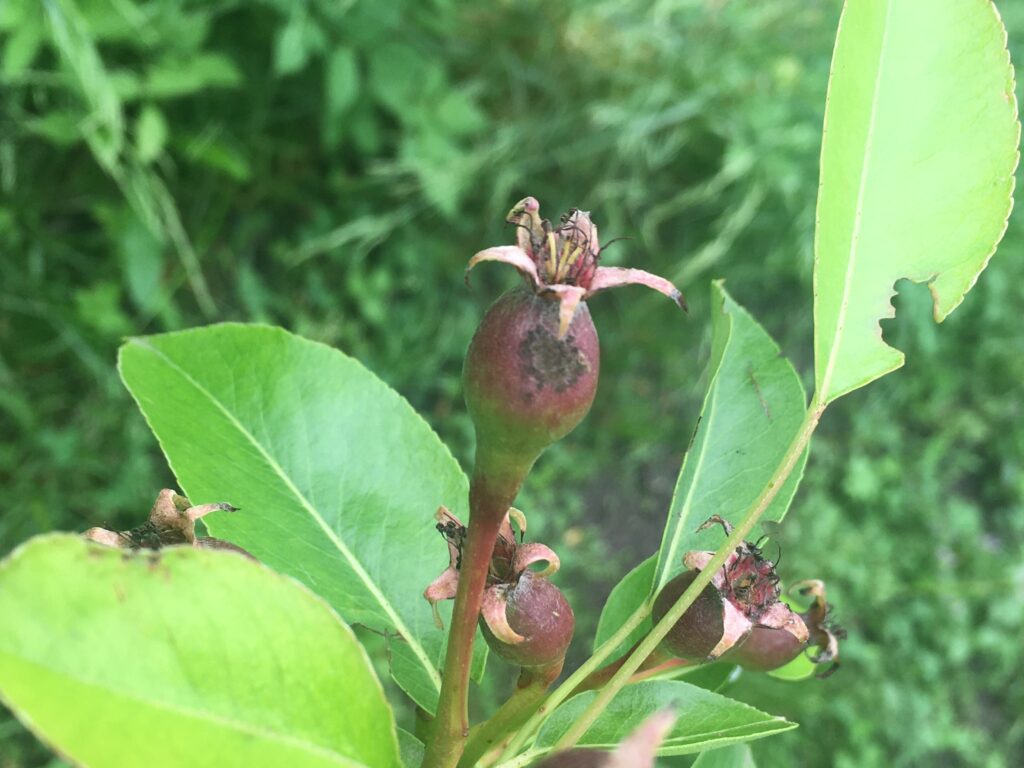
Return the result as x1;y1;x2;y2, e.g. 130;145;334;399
813;0;1019;403
0;535;399;768
531;681;794;759
692;743;757;768
593;554;655;656
118;324;482;714
397;728;425;768
594;283;807;651
654;282;807;591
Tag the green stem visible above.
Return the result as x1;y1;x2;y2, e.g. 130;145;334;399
422;447;533;768
497;599;653;760
571;643;678;694
551;401;825;751
459;664;561;768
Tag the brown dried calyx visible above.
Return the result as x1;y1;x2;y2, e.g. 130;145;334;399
424;506;573;671
84;489;252;558
654;516;843;674
531;710;677;768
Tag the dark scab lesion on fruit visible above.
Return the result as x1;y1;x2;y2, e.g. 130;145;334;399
518;326;588;395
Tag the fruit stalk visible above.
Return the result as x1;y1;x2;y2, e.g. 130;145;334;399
458;663;562;768
423;451;529;768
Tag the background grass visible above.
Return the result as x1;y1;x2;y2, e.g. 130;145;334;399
1;1;1022;766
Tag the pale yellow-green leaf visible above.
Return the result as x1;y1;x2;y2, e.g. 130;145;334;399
814;0;1019;403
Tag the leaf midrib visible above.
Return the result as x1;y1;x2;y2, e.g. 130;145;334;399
0;650;367;767
128;339;442;693
817;0;894;401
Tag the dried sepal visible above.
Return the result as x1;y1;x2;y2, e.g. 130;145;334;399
467;246;543;291
588;267;687;311
791;579;846;675
424;505;466;628
541;284;587;340
84;489;249;558
481;584;526;645
710;599;757;659
512;542;560;579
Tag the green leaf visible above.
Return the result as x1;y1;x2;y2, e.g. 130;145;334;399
144;53;242;99
692;744;757;768
397;728;425;768
135;104;168;164
118;324;481;714
43;0;124;166
275;7;317;76
654;282;807;591
325;47;359;116
593;554;655;656
367;43;440;118
0;534;400;768
2;22;43;76
813;0;1019;403
595;282;808;649
323;47;360;148
531;681;794;758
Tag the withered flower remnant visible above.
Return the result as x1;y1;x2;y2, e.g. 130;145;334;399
654;516;842;674
468;197;686;339
424;506;573;672
84;488;252;558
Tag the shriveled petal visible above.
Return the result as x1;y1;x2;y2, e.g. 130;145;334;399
424;567;460;629
609;710;678;768
708;598;754;659
466;246;542;290
756;601;810;644
540;284;587;340
481;585;525;645
512;543;560;579
587;267;687;311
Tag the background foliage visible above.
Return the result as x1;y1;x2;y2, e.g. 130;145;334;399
1;1;1021;766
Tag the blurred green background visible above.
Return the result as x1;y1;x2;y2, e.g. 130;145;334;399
1;0;1022;766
